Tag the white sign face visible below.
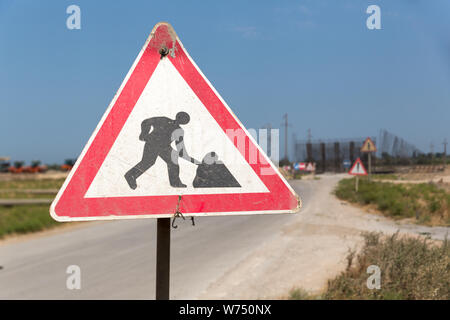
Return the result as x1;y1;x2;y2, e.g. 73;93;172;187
349;158;367;175
85;58;268;198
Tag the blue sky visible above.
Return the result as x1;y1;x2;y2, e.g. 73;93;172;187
1;0;449;163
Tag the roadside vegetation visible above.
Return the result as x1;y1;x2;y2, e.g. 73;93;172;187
371;174;399;180
289;288;317;300
0;178;65;238
0;178;64;190
0;205;59;238
335;178;450;226
289;232;450;300
324;232;449;300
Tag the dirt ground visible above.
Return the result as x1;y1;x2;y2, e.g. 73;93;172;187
396;165;450;183
380;166;450;191
198;174;449;299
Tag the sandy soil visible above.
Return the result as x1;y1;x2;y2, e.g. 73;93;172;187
198;174;449;299
377;167;450;191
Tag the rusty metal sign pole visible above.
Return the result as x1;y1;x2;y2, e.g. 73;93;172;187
368;153;372;181
355;176;359;192
156;218;171;300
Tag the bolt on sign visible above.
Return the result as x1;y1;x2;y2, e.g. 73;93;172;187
361;137;377;153
50;22;301;221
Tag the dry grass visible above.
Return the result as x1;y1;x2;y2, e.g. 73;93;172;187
323;232;450;300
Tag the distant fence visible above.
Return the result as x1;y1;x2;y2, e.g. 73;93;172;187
293;130;422;173
294;137;375;173
377;129;422;158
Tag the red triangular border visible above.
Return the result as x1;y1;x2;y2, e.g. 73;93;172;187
349;158;367;176
51;23;300;221
361;137;377;152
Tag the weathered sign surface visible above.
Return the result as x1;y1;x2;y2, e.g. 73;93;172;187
50;22;300;221
361;137;377;153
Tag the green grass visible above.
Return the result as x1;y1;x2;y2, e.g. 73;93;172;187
0;205;59;238
323;232;450;300
335;178;450;226
0;178;65;190
289;288;317;300
293;172;303;179
0;191;56;199
372;174;399;180
0;178;63;198
0;178;65;238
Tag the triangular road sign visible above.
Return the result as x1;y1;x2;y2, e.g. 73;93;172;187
349;158;368;176
361;137;377;153
306;162;315;172
50;22;301;221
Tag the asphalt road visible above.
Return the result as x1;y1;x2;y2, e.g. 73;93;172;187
0;182;310;299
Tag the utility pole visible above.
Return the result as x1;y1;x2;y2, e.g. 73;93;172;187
443;138;448;168
282;114;289;161
292;133;297;161
306;129;313;163
261;123;272;158
430;142;434;164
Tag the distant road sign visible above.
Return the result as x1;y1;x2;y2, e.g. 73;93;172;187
349;158;368;176
343;160;351;168
306;162;315;172
361;137;377;153
50;22;301;222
